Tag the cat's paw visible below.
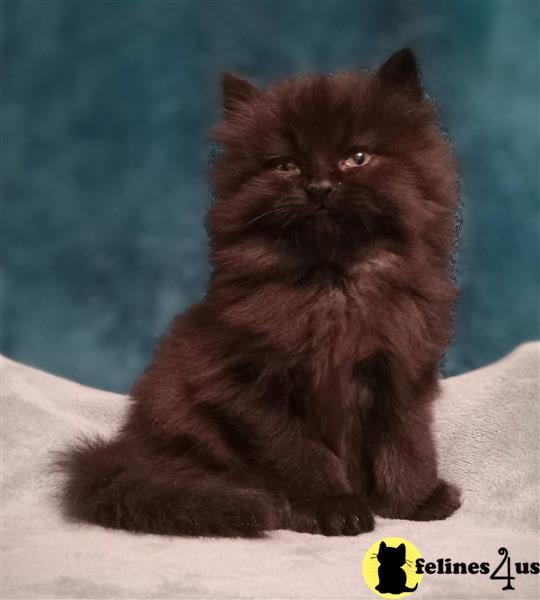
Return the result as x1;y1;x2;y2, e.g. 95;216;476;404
219;490;290;537
409;480;461;521
291;494;374;536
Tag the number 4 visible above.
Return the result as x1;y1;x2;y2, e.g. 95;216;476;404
490;547;516;591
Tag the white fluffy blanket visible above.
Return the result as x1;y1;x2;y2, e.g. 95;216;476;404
1;344;539;599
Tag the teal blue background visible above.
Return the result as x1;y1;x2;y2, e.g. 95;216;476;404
2;0;539;392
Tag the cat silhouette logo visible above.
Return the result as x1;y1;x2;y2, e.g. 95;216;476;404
363;537;424;597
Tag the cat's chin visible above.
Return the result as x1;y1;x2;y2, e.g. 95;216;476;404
307;211;341;230
282;214;370;261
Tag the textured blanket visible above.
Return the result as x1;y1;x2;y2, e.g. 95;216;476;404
1;344;539;599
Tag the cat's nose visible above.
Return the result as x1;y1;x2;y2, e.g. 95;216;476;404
305;180;336;206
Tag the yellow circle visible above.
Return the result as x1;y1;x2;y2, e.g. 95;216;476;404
362;537;424;598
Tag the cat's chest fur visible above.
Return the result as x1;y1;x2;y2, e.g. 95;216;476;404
298;286;368;454
225;281;367;362
222;278;378;415
302;286;364;391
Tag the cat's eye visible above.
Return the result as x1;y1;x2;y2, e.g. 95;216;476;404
340;150;373;169
268;158;300;173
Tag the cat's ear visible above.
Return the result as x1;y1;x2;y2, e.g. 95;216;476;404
397;543;406;554
221;73;259;113
377;48;423;99
379;541;387;550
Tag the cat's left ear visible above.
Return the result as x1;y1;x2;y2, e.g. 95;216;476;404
397;543;406;553
221;73;259;113
377;48;423;99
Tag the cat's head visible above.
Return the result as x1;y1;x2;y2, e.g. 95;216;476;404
208;49;458;273
377;541;407;566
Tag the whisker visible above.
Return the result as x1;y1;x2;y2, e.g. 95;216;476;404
244;208;285;226
244;204;303;226
280;213;297;230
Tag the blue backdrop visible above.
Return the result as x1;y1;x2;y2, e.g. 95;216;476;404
2;0;539;392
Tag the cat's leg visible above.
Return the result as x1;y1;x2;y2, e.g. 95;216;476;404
56;436;289;537
357;354;461;521
277;440;374;535
370;404;461;520
195;391;374;536
221;425;374;536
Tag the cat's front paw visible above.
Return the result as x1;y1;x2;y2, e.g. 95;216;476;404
291;494;374;536
410;480;461;521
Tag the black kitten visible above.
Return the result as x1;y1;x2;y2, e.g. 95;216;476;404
56;48;461;538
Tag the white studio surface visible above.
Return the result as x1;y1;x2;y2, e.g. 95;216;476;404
1;343;539;599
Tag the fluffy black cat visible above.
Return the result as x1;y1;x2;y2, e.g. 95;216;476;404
57;48;461;537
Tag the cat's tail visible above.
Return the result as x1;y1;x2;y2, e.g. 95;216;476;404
53;436;286;538
404;584;419;592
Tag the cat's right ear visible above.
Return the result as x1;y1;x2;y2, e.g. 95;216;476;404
377;48;423;99
379;541;387;550
221;73;259;113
